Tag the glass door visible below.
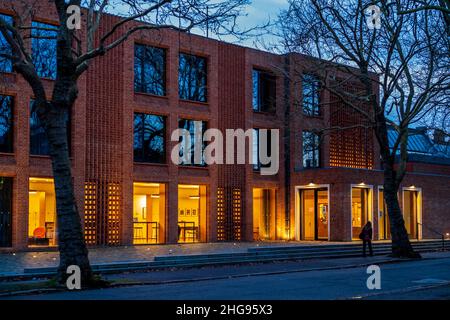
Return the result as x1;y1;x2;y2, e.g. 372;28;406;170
300;188;328;240
378;189;390;240
403;190;419;239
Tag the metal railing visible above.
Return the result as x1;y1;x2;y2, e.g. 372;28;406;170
417;222;446;251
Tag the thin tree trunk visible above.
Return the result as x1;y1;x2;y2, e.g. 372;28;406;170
40;101;94;286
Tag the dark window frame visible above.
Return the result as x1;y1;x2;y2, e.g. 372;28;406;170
252;69;277;113
0;13;13;73
31;21;58;80
134;44;167;96
30;100;71;156
302;74;321;117
253;128;273;171
0;95;14;154
133;112;166;164
178;53;207;103
178;118;207;167
0;176;13;248
302;130;321;169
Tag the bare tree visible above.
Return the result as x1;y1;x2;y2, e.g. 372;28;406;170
279;0;449;257
0;0;252;287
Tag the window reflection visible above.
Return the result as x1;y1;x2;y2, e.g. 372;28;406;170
32;21;58;79
302;74;321;116
0;95;13;153
179;53;207;102
0;14;13;73
302;131;321;168
178;119;206;166
134;44;166;95
133;113;166;163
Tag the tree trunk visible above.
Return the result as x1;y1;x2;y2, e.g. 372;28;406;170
383;163;420;258
375;118;420;259
39;100;94;286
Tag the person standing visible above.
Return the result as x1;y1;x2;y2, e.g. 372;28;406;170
359;221;373;257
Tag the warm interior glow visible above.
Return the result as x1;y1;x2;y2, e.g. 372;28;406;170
351;187;372;240
133;182;165;244
253;188;277;241
300;188;329;240
178;184;206;243
28;178;56;247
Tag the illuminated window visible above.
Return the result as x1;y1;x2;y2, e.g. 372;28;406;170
0;14;13;73
31;21;58;79
253;188;276;240
403;189;420;239
178;184;207;243
179;53;207;102
133;182;165;244
302;74;320;116
28;178;57;246
134;44;166;95
351;187;372;240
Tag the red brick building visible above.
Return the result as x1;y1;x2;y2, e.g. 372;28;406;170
0;2;449;251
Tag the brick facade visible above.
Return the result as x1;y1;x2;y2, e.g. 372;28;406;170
1;1;449;251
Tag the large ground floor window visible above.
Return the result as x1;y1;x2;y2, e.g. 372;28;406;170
28;178;56;246
299;188;329;240
378;188;391;240
403;188;421;239
253;188;277;240
351;186;373;240
133;182;166;244
0;177;13;247
178;184;207;243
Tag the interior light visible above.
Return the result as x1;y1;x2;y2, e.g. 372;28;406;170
150;194;160;199
359;182;366;186
308;182;315;187
189;195;200;200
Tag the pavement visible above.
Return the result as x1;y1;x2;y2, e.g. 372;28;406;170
2;251;450;300
0;240;369;275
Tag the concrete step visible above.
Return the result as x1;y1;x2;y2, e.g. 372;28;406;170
20;240;448;277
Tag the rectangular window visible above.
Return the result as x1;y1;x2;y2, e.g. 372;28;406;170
28;178;57;246
0;14;13;73
302;74;321;116
133;182;166;244
32;21;58;79
178;184;207;243
179;53;207;102
0;95;13;153
134;44;166;96
302;131;321;168
253;128;272;170
30;100;71;156
0;177;13;247
133;113;166;163
178;119;207;166
253;69;276;112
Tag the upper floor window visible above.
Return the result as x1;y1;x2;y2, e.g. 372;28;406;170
0;95;13;153
30;100;71;156
133;113;166;163
253;69;276;113
178;119;207;166
31;21;58;79
0;14;13;73
134;44;166;96
252;128;273;171
302;131;321;168
179;53;207;102
302;74;321;116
